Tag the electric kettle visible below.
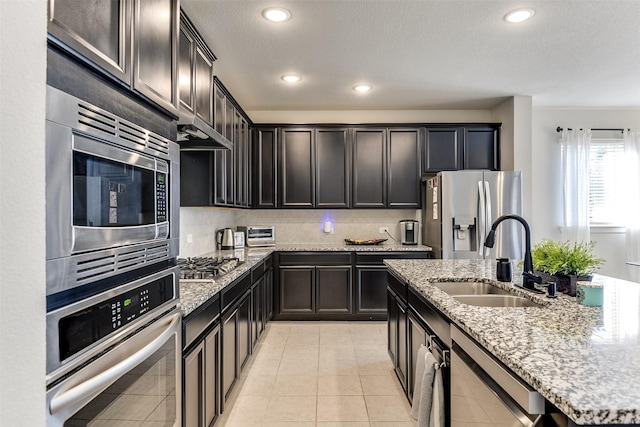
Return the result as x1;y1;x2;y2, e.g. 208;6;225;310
216;228;235;250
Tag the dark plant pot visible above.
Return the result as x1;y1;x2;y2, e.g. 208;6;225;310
555;274;593;297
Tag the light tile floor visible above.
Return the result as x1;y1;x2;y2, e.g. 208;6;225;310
218;321;417;427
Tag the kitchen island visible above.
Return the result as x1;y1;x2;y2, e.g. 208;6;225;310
385;258;640;426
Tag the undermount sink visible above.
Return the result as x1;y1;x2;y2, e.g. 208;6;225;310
433;281;511;296
453;295;543;308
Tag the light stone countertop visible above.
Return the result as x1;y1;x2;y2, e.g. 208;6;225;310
179;243;432;316
384;258;640;425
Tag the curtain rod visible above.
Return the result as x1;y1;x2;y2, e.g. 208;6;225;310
556;126;627;133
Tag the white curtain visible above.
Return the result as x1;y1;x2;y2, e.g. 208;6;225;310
560;129;591;244
624;129;640;282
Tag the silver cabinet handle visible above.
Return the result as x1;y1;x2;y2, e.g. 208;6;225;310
49;311;180;416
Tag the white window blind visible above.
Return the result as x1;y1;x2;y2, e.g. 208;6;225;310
589;138;626;225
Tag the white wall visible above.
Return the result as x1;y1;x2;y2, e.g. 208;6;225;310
0;1;47;425
532;108;640;280
247;109;492;124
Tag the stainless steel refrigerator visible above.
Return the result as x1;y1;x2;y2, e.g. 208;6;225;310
423;170;523;260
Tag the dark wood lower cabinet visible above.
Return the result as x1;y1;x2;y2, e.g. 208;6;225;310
183;324;220;427
356;267;388;317
407;311;428;403
387;285;407;392
316;266;352;313
278;263;353;319
238;291;251;371
221;305;238;409
280;266;315;314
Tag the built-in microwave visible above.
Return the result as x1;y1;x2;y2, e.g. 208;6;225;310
45;86;180;298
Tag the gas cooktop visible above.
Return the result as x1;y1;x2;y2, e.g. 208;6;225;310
177;257;242;281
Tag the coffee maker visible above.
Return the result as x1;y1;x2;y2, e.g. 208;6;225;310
399;219;419;245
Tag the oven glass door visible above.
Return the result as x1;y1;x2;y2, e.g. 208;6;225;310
48;311;181;427
65;335;178;426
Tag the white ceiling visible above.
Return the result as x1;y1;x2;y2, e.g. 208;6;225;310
181;0;640;111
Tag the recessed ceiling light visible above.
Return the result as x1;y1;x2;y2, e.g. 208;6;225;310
281;74;301;83
353;84;372;93
262;7;291;22
504;8;535;23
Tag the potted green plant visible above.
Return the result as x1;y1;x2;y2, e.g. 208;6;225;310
531;239;604;296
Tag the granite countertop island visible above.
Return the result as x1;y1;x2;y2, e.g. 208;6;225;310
385;258;640;425
179;243;432;316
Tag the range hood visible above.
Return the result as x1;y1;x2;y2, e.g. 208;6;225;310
176;111;231;150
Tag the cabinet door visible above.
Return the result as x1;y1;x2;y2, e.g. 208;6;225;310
238;292;252;371
353;129;386;207
204;325;220;427
132;0;178;112
387;289;398;364
280;129;314;207
423;127;462;172
213;83;225;135
253;128;278;208
316;128;350;208
355;267;388;316
265;267;274;321
214;150;227;206
407;313;427;403
235;113;248;207
463;127;498;170
388;128;421;208
221;307;238;407
194;45;213;124
178;23;194;112
252;277;265;346
48;0;131;83
280;267;315;314
183;342;203;427
396;297;408;390
316;266;352;313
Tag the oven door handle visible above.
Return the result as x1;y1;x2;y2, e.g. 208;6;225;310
49;311;180;416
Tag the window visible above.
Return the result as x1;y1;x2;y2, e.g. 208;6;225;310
589;138;626;225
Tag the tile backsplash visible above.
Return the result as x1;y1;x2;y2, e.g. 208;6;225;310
180;207;421;257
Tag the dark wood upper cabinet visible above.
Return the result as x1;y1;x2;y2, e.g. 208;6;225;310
252;128;278;208
388;128;421;208
423;127;462;172
463;127;499;170
178;26;194;111
423;125;500;172
280;129;315;208
352;128;387;208
316;128;350;208
178;13;214;124
132;0;179;113
48;0;178;114
48;0;131;83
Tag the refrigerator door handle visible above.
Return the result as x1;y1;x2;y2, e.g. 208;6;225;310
478;181;486;257
484;180;492;256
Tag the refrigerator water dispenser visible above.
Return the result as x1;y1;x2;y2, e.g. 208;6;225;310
453;215;477;252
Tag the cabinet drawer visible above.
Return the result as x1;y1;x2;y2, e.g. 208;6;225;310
221;272;252;313
354;251;432;265
387;271;407;302
183;294;220;350
279;252;351;266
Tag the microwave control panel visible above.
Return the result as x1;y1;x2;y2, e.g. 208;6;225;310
156;172;167;222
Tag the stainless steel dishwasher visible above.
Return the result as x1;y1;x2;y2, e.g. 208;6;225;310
450;326;544;427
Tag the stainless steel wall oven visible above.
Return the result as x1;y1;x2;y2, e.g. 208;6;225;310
46;266;181;426
45;85;182;426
